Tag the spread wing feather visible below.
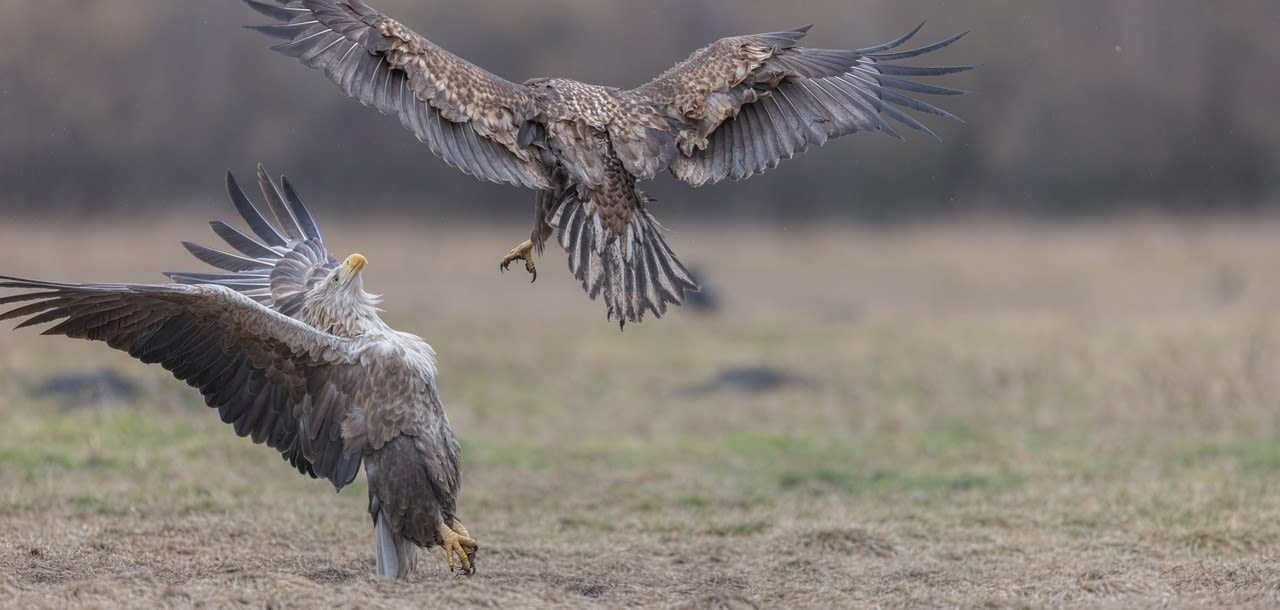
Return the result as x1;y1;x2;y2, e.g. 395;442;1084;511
0;279;366;489
625;23;969;186
210;220;280;260
245;0;551;189
156;166;360;483
166;165;337;318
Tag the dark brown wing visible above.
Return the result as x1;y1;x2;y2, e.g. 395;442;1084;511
245;0;552;189
165;165;337;318
0;279;366;489
623;24;969;186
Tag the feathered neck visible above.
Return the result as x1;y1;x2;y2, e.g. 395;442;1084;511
299;287;386;337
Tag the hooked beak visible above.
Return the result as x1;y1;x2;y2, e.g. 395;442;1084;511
339;253;367;284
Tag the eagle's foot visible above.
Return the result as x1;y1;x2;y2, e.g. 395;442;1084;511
499;239;537;282
450;518;477;572
438;521;478;576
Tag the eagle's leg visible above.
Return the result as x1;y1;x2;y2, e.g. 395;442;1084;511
498;187;559;283
499;240;537;282
437;521;479;575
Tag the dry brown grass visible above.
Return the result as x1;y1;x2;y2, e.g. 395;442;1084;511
3;215;1280;607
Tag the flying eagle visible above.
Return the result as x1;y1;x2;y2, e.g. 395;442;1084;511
0;167;477;579
245;0;969;326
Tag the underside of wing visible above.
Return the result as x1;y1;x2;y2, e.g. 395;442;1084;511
638;23;970;187
245;0;551;189
0;279;365;489
166;165;337;318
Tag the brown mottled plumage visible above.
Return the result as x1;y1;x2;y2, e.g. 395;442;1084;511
0;167;476;579
246;0;970;326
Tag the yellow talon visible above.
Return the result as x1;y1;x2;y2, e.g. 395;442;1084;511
438;521;478;575
499;240;537;282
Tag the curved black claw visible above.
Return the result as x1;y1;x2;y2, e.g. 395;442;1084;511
463;547;478;576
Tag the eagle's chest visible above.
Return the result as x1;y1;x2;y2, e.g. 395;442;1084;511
345;337;441;451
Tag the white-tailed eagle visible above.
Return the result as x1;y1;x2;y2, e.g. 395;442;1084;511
0;167;476;578
246;0;969;326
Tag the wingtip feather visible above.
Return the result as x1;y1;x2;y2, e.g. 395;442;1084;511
855;21;926;55
243;0;298;22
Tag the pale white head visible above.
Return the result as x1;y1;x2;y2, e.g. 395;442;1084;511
304;253;383;335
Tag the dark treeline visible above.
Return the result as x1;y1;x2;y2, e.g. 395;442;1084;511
1;0;1276;219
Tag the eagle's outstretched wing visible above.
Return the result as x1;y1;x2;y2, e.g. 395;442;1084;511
245;0;552;189
0;278;368;489
623;23;969;186
158;166;364;483
165;165;338;318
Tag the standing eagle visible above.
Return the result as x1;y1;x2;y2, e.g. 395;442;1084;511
0;167;477;579
246;0;969;326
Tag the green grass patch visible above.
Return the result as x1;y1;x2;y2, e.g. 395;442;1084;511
1180;437;1280;472
65;494;133;516
704;520;771;537
779;466;1024;495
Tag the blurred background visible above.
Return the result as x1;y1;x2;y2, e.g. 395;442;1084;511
1;0;1277;219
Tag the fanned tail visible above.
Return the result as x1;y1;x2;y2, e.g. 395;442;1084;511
548;189;699;328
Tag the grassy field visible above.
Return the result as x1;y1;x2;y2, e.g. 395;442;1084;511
2;215;1280;607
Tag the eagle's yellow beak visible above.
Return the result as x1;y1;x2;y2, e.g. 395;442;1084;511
339;253;367;283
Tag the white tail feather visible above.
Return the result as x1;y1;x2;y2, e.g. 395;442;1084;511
374;512;417;579
374;512;398;578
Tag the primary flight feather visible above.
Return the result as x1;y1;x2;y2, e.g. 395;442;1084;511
245;0;970;326
0;167;476;579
